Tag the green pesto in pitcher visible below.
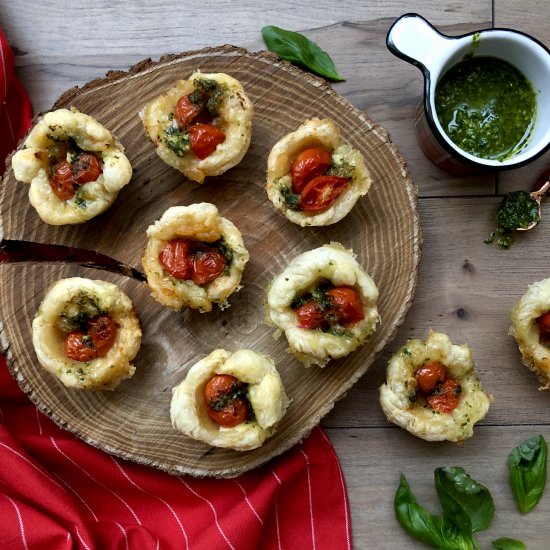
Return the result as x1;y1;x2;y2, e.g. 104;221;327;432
435;56;536;160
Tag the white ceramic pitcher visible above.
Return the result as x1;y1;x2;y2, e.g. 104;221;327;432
387;13;550;174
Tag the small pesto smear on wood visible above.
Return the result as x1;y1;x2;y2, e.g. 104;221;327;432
435;57;536;160
486;191;540;249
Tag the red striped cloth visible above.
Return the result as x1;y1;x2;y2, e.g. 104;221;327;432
0;28;32;167
0;28;352;550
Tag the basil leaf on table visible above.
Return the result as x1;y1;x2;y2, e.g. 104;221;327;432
434;466;495;533
261;25;345;81
491;537;527;550
508;434;548;513
394;473;480;549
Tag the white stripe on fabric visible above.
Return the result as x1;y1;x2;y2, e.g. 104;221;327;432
114;521;130;550
0;440;65;492
50;437;142;525
178;477;235;550
300;448;317;550
35;407;44;435
50;470;99;521
0;39;8;100
4;104;15;142
110;457;189;549
318;429;351;550
232;479;263;525
4;494;29;550
74;523;92;550
270;470;283;550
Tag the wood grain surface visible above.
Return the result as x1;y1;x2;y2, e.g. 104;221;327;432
0;47;420;477
2;1;550;547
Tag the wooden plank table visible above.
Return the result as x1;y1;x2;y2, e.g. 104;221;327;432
2;1;549;548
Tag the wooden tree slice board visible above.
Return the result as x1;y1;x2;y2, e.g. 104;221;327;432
0;46;421;477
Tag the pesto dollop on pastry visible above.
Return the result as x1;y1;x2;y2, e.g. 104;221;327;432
171;349;289;451
510;277;550;389
265;242;379;367
140;72;253;183
379;331;492;442
32;277;142;390
142;203;249;312
266;118;372;226
11;108;132;225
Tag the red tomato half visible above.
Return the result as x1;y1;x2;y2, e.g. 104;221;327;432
426;378;462;414
73;153;102;184
175;95;202;128
290;147;332;193
295;300;327;329
88;315;118;357
537;311;550;339
189;123;225;159
192;248;227;285
415;361;446;394
65;331;97;362
159;239;193;280
204;374;249;427
299;175;349;212
327;286;364;325
51;161;78;201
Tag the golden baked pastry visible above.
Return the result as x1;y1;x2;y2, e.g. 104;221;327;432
141;203;249;312
265;242;379;367
11;108;132;225
379;330;492;442
32;277;141;390
170;349;289;451
510;277;550;389
266;118;372;226
140;72;253;183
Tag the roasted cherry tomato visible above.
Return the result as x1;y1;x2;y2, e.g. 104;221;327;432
299;175;349;212
290;147;332;193
65;331;97;362
159;238;193;280
327;286;364;325
192;248;227;285
203;374;249;427
426;378;462;414
175;95;203;128
536;311;550;339
295;300;327;329
415;361;447;394
189;123;225;159
51;161;78;201
88;315;118;357
73;153;102;184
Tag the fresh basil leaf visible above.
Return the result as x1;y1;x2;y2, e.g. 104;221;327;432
491;537;526;550
394;473;480;549
434;467;495;533
261;25;345;82
508;434;548;513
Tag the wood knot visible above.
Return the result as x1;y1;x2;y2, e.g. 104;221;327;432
455;307;467;319
462;259;475;274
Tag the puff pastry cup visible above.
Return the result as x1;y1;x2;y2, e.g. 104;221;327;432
140;72;253;183
510;277;550;389
141;203;249;312
379;331;492;442
265;242;379;367
11;108;132;225
32;277;142;390
170;349;289;451
266;118;372;226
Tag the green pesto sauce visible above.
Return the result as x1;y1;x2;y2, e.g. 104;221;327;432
435;57;536;160
485;190;540;249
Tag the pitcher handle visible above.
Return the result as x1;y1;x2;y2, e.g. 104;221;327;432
386;13;454;73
